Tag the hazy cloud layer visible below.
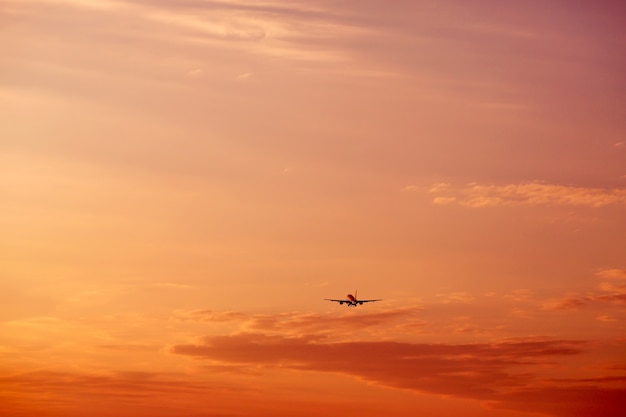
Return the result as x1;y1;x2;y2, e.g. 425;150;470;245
0;370;255;417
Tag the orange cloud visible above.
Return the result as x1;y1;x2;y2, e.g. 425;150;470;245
492;386;626;417
172;334;624;417
546;294;626;310
596;269;626;280
426;182;626;208
544;281;626;311
0;370;243;417
171;307;425;336
437;292;476;304
596;315;617;322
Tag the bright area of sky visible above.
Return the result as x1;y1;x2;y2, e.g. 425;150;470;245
1;1;625;416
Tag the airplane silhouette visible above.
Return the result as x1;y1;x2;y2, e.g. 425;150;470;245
325;291;382;306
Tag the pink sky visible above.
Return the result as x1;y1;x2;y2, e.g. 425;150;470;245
1;1;625;416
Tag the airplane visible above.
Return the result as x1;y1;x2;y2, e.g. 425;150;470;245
325;291;382;306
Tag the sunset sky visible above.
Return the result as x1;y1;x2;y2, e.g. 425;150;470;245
1;1;626;416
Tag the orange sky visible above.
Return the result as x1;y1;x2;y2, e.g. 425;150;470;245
1;1;625;416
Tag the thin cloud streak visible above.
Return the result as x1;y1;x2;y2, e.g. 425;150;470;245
421;182;626;207
545;293;626;311
596;269;626;280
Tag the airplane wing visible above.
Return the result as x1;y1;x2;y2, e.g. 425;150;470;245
358;299;382;303
324;299;346;303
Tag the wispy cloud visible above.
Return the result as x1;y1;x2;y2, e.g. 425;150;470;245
544;295;626;311
171;307;425;338
596;269;626;280
0;369;244;396
596;315;617;322
436;291;475;304
153;282;193;289
2;0;367;106
172;309;249;323
96;344;158;351
22;0;121;10
544;281;626;311
504;289;534;302
420;182;626;208
32;0;359;59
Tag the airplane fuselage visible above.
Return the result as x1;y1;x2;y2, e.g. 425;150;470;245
342;294;360;306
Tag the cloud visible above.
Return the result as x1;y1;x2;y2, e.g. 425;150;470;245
171;334;623;417
4;0;362;101
153;282;193;289
432;196;457;205
504;289;534;302
121;0;367;64
186;68;204;78
304;280;328;288
599;281;626;293
426;182;626;208
544;282;626;311
0;369;237;398
96;344;158;352
3;366;468;417
596;315;617;322
437;292;475;304
172;309;249;323
173;333;585;382
428;182;452;193
25;0;120;10
545;294;626;311
545;296;591;310
401;185;419;192
493;386;626;417
171;307;425;337
596;269;626;280
0;370;251;417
